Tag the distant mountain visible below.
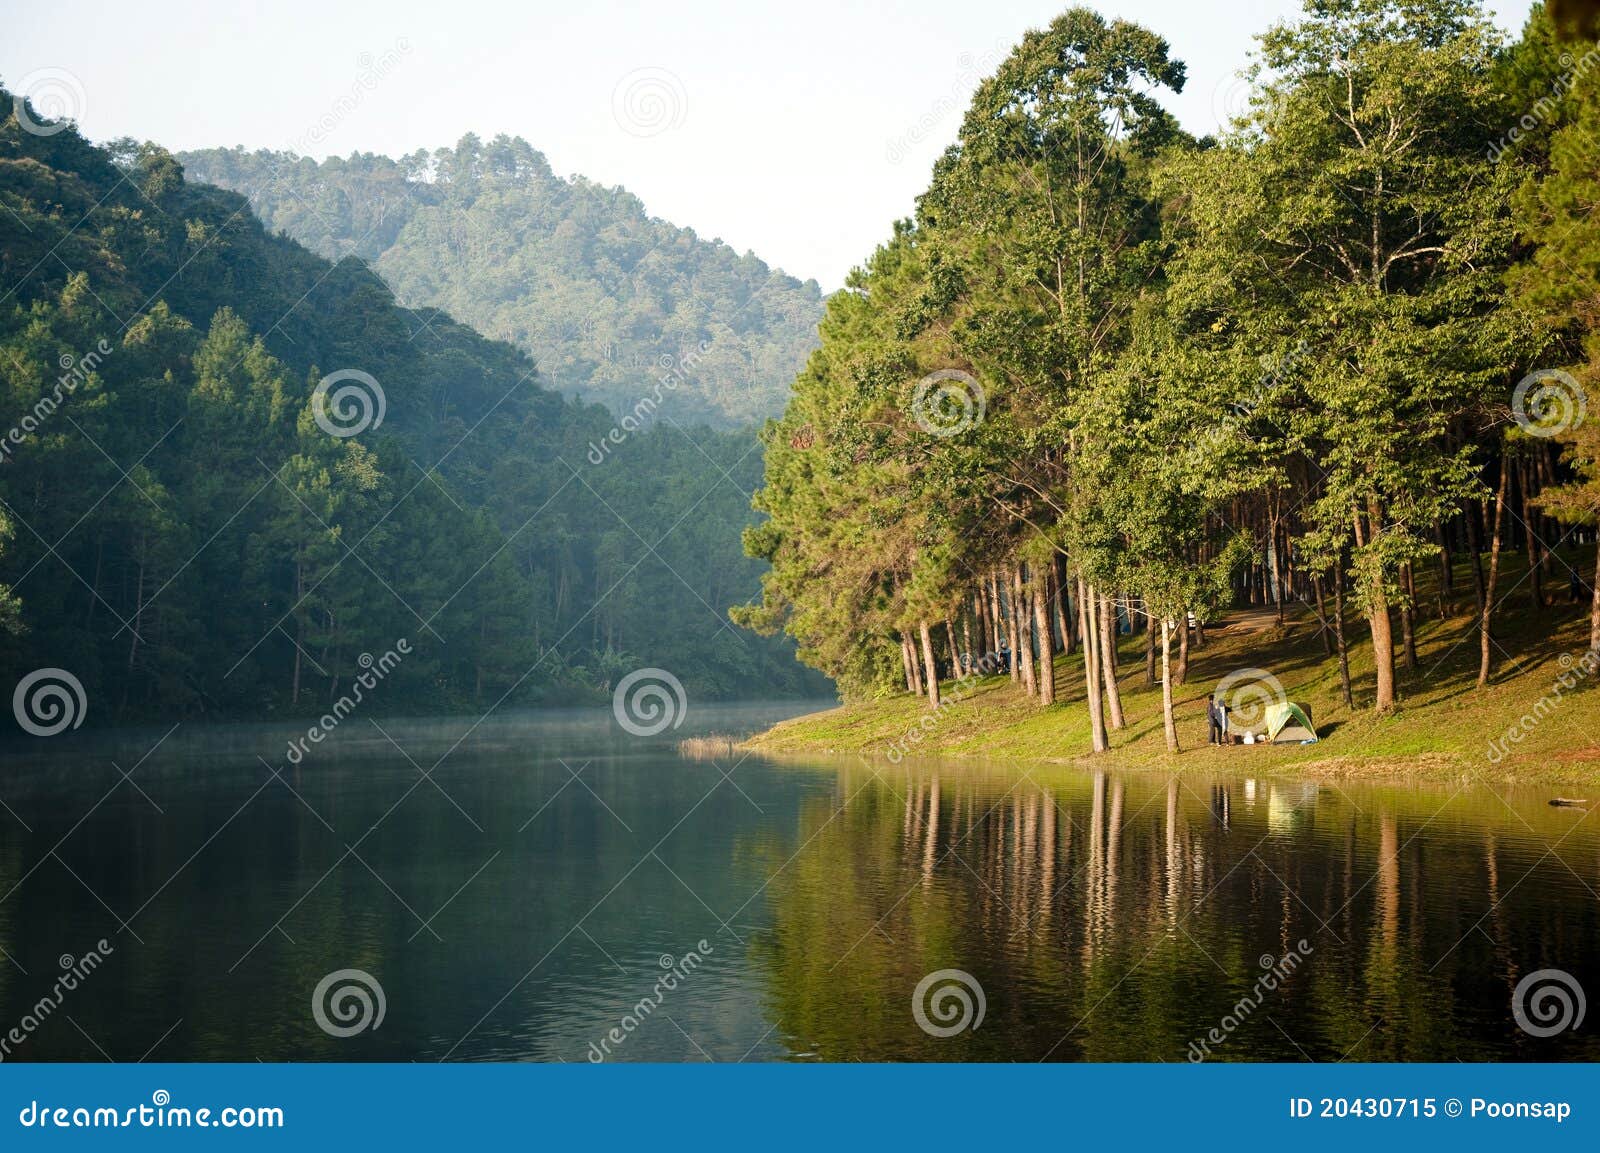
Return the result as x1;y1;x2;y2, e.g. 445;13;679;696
179;136;824;428
0;93;829;722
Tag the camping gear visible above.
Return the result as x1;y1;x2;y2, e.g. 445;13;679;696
1264;701;1318;744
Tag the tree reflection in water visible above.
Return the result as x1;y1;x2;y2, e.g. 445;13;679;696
753;760;1600;1062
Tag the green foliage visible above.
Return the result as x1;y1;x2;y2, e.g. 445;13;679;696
177;136;825;429
0;91;827;722
744;0;1561;720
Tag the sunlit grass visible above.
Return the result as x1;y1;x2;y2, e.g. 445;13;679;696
749;547;1600;785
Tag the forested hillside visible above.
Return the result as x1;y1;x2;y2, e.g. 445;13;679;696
0;92;827;723
739;0;1598;752
179;137;825;428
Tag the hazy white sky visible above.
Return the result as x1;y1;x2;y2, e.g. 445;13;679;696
3;0;1536;290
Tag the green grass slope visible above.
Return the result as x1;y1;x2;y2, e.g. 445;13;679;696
748;547;1600;786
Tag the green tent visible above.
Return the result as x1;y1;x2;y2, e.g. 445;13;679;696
1264;701;1318;744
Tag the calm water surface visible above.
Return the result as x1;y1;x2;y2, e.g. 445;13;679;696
1;702;1597;1062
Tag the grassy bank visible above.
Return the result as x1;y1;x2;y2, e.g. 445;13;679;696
747;550;1600;787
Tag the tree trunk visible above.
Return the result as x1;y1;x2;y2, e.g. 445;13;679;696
901;632;918;694
1311;573;1332;657
999;570;1019;684
1361;500;1397;712
1463;498;1487;617
986;578;1003;658
1521;456;1543;613
1333;561;1353;708
1590;544;1600;654
1052;555;1071;654
1399;562;1417;672
1055;555;1074;655
1013;565;1036;697
1478;458;1510;688
1160;619;1178;753
1033;568;1055;706
1102;594;1120;674
919;619;941;710
1144;614;1157;685
1435;522;1453;613
1078;575;1108;753
1175;613;1189;686
1099;590;1125;730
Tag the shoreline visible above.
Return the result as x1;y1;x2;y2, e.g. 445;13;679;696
739;604;1600;790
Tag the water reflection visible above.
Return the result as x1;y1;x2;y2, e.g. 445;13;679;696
0;713;1595;1062
757;760;1600;1062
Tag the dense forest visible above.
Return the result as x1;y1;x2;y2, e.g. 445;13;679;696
0;95;828;725
738;0;1600;750
178;138;825;428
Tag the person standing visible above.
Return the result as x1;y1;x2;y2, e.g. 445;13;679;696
1207;696;1223;745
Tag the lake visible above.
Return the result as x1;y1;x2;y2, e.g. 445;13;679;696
1;701;1596;1062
